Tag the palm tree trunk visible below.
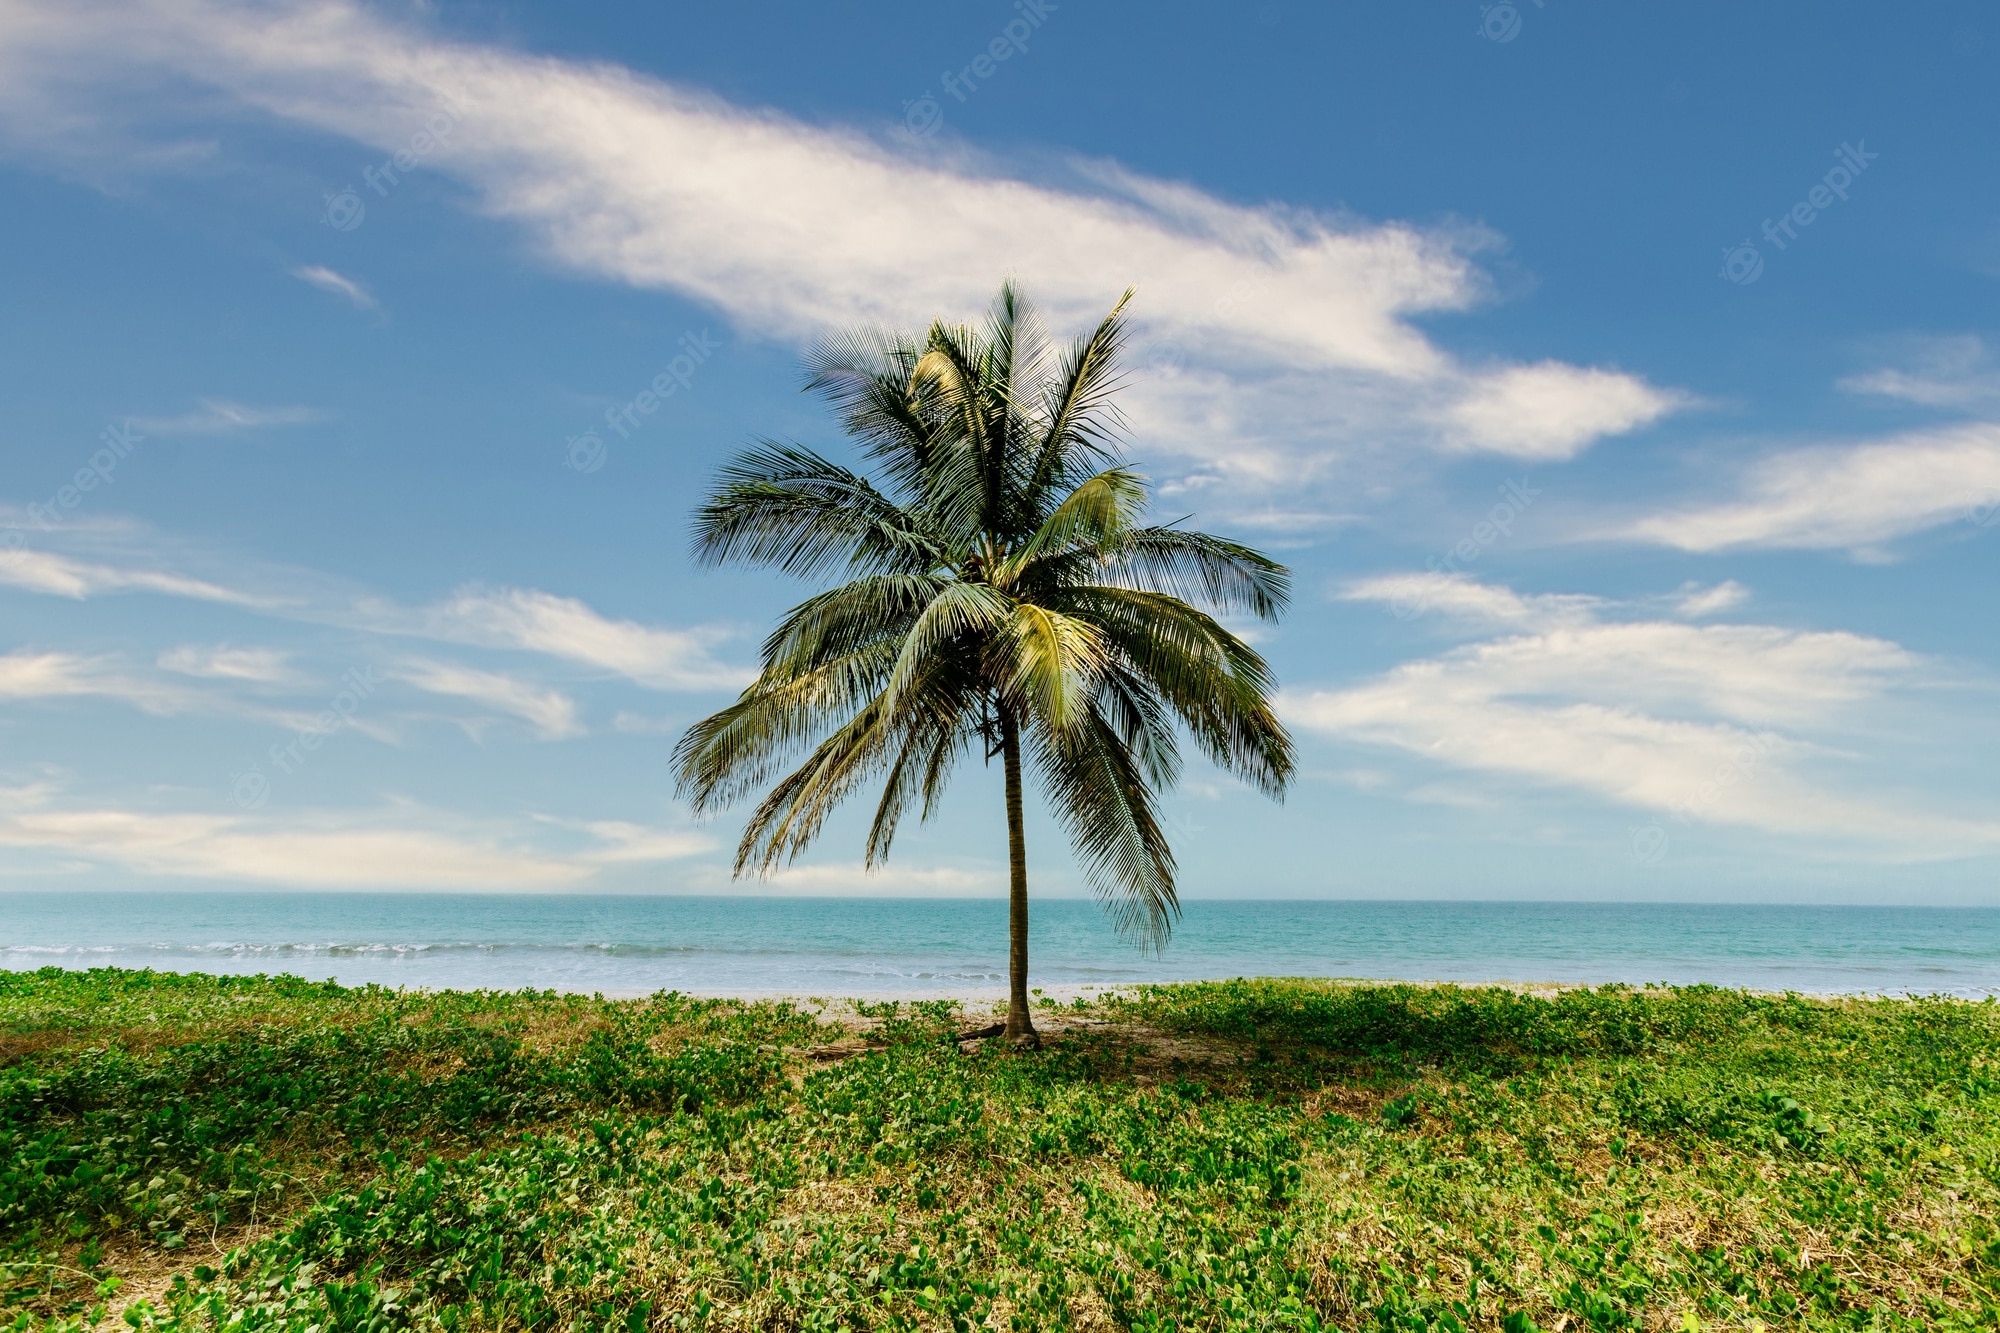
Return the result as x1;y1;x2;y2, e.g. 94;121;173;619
999;705;1036;1044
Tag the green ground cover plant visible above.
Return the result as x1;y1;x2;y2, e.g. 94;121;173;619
0;968;1993;1331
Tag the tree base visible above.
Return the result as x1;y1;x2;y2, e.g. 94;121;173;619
955;1021;1037;1050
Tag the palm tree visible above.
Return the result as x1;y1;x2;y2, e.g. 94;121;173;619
674;283;1294;1043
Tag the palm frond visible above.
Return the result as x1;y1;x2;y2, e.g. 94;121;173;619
864;700;973;866
1024;289;1134;507
881;580;1013;710
801;329;935;487
994;467;1149;588
1091;658;1182;791
998;601;1110;734
983;280;1044;419
760;574;948;677
1056;585;1292;798
1102;527;1291;620
731;690;901;875
1029;702;1179;949
691;442;949;578
908;323;999;539
984;282;1053;521
673;638;902;814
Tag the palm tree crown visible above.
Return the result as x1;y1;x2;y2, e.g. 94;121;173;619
675;283;1294;1039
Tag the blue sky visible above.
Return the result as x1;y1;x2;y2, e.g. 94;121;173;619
3;0;1999;903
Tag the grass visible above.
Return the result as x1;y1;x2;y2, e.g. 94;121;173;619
0;968;1994;1331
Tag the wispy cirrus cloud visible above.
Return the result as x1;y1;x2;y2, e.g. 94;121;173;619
577;821;713;865
0;649;305;723
1670;581;1749;617
157;644;297;684
395;658;583;740
0;546;261;604
0;652;138;703
1618;423;2000;554
129;399;331;436
291;263;377;310
0;0;1681;481
1339;572;1602;628
1839;334;2000;410
417;587;746;692
0;530;745;694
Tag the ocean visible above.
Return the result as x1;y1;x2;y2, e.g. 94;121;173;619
3;893;1997;998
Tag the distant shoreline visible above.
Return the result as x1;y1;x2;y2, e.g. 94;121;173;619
8;895;1997;998
7;965;1995;1003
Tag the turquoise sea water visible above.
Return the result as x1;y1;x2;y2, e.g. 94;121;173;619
3;894;1998;997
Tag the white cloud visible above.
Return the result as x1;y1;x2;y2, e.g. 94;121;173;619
1440;362;1683;460
0;787;712;888
158;644;295;682
130;399;330;436
1387;621;1910;727
1840;334;2000;409
1289;578;1994;851
0;650;210;716
1621;423;2000;553
579;820;712;863
0;0;1681;473
395;658;582;739
1671;580;1749;617
0;803;581;888
0;535;744;693
1341;572;1601;627
0;547;258;603
291;263;377;309
423;587;745;691
1297;685;1785;819
0;652;117;701
0;649;341;728
751;862;1003;896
